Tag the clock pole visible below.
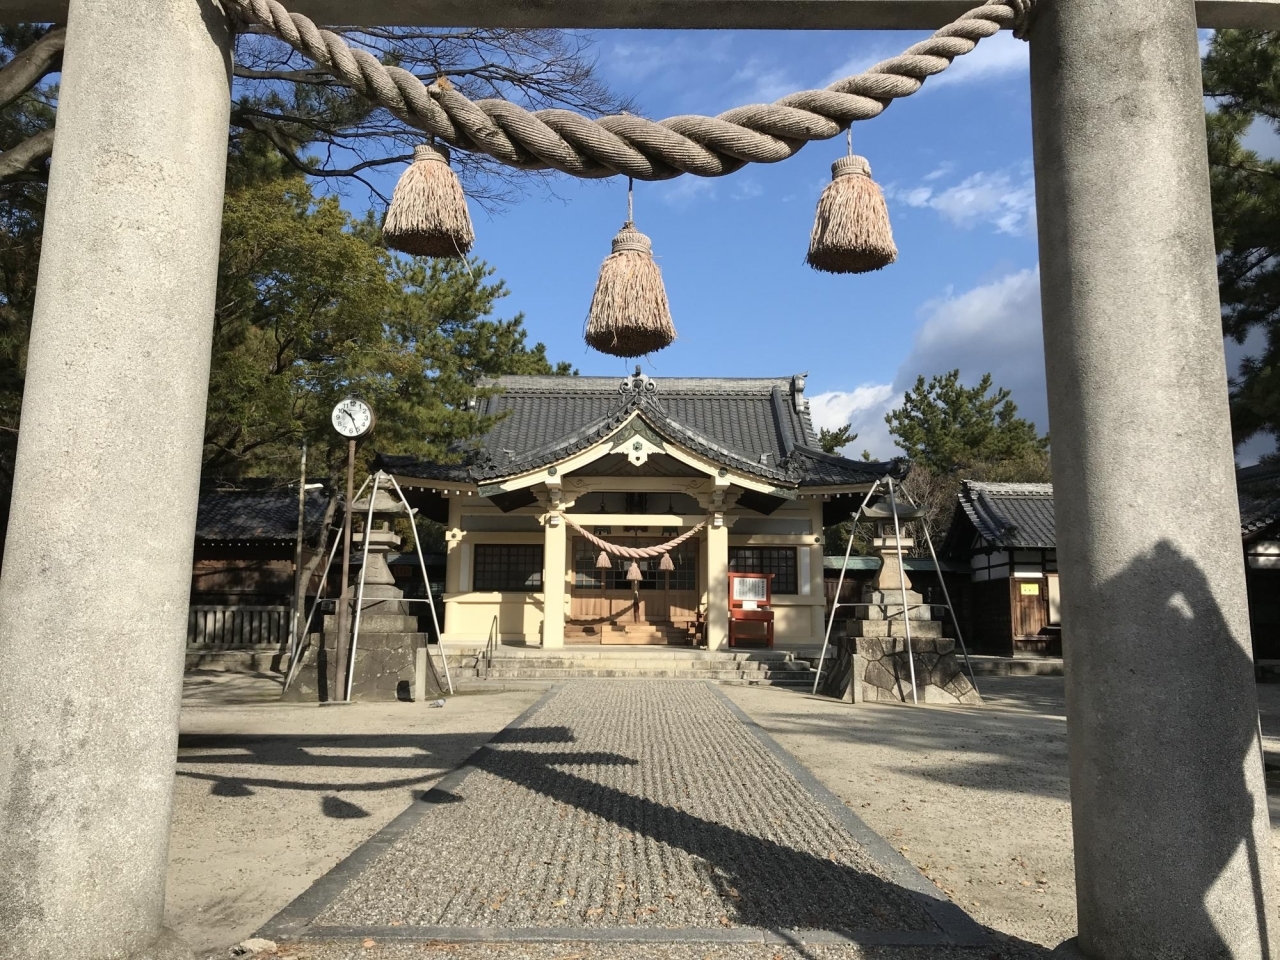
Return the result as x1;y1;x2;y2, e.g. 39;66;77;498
334;437;357;701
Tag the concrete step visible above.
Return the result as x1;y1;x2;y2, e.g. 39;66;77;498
453;647;798;662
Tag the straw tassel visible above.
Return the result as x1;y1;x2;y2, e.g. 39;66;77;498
659;552;675;572
596;551;612;569
806;155;897;275
626;560;644;581
584;222;676;357
383;143;475;259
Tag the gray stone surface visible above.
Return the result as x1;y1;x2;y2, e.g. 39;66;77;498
261;942;1050;960
1031;0;1279;956
2;0;1279;30
854;638;980;706
0;3;231;959
291;681;954;939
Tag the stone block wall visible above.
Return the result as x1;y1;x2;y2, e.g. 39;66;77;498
856;635;982;705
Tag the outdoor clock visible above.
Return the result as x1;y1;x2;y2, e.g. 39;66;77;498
331;397;374;439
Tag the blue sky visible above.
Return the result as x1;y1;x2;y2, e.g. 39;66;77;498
355;27;1273;463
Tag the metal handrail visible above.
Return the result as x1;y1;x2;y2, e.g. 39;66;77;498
484;615;499;669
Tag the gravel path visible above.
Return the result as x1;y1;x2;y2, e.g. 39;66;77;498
274;681;976;946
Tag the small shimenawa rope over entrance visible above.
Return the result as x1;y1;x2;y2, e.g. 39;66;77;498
219;0;1034;353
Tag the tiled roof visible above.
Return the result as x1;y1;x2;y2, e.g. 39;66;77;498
955;481;1056;550
949;469;1277;553
196;487;330;543
1238;462;1280;540
377;371;892;490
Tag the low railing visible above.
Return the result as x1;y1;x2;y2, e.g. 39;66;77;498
187;605;291;648
484;614;499;668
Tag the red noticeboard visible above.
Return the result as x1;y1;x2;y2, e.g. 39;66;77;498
728;572;774;648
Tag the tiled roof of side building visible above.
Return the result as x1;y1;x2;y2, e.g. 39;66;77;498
377;371;892;489
1238;462;1280;539
954;481;1056;550
196;487;331;543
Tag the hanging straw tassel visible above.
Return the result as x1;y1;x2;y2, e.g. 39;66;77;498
659;552;675;572
383;143;475;259
806;155;898;275
626;560;644;582
596;551;612;569
584;222;676;357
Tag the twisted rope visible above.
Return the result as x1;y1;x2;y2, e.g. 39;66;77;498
222;0;1034;182
562;515;707;559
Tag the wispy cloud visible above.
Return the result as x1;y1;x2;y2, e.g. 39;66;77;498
925;31;1028;90
889;165;1036;236
659;175;718;207
730;57;797;103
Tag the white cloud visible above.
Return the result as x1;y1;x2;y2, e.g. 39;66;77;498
808;384;897;458
925;31;1028;90
732;178;764;201
896;267;1047;430
890;167;1036;236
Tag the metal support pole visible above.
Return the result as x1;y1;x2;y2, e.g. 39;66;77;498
1031;0;1277;955
282;475;372;694
289;439;308;665
345;472;381;702
0;3;232;957
333;437;357;701
386;473;454;695
900;487;979;694
886;478;917;705
812;477;882;694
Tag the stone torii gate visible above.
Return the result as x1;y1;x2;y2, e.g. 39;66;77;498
0;1;1277;958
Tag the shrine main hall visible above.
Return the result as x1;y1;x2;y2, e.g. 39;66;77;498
377;368;894;652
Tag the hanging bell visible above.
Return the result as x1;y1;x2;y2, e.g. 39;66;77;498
626;560;644;582
658;552;675;572
596;550;612;570
806;155;897;275
383;142;475;259
584;222;676;357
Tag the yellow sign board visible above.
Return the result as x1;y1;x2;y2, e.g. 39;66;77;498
1020;582;1041;596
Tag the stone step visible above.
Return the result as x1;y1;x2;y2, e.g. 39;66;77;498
185;650;285;673
481;658;800;673
479;666;818;681
452;647;798;661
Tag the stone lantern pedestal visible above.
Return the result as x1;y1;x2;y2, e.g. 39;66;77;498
843;505;980;705
284;488;435;702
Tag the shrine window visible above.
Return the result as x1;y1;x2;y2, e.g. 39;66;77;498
729;547;797;594
474;544;544;592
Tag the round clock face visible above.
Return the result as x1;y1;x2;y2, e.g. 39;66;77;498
331;397;374;438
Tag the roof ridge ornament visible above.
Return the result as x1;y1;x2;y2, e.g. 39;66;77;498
619;365;658;397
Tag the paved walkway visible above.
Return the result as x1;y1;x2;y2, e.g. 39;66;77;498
260;681;994;954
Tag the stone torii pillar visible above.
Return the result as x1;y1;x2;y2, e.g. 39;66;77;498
0;2;231;959
1031;0;1277;957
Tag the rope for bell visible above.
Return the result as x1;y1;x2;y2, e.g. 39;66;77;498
562;515;707;559
221;0;1035;183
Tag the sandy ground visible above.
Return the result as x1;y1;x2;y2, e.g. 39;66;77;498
165;672;545;955
722;677;1280;951
167;673;1280;958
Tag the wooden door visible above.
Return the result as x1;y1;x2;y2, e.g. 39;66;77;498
1012;578;1048;637
569;536;699;624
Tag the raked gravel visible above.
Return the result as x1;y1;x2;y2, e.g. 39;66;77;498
314;681;943;936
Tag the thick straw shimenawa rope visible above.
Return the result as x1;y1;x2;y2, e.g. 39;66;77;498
222;0;1035;182
563;515;707;559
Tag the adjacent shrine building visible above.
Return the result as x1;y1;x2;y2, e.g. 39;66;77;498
377;369;894;652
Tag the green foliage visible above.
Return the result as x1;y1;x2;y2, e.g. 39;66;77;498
1203;31;1280;448
885;370;1048;475
817;424;857;454
206;168;571;481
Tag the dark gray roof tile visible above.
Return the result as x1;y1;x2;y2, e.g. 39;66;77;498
377;372;888;489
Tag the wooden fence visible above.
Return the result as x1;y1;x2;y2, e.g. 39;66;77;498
187;604;291;648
